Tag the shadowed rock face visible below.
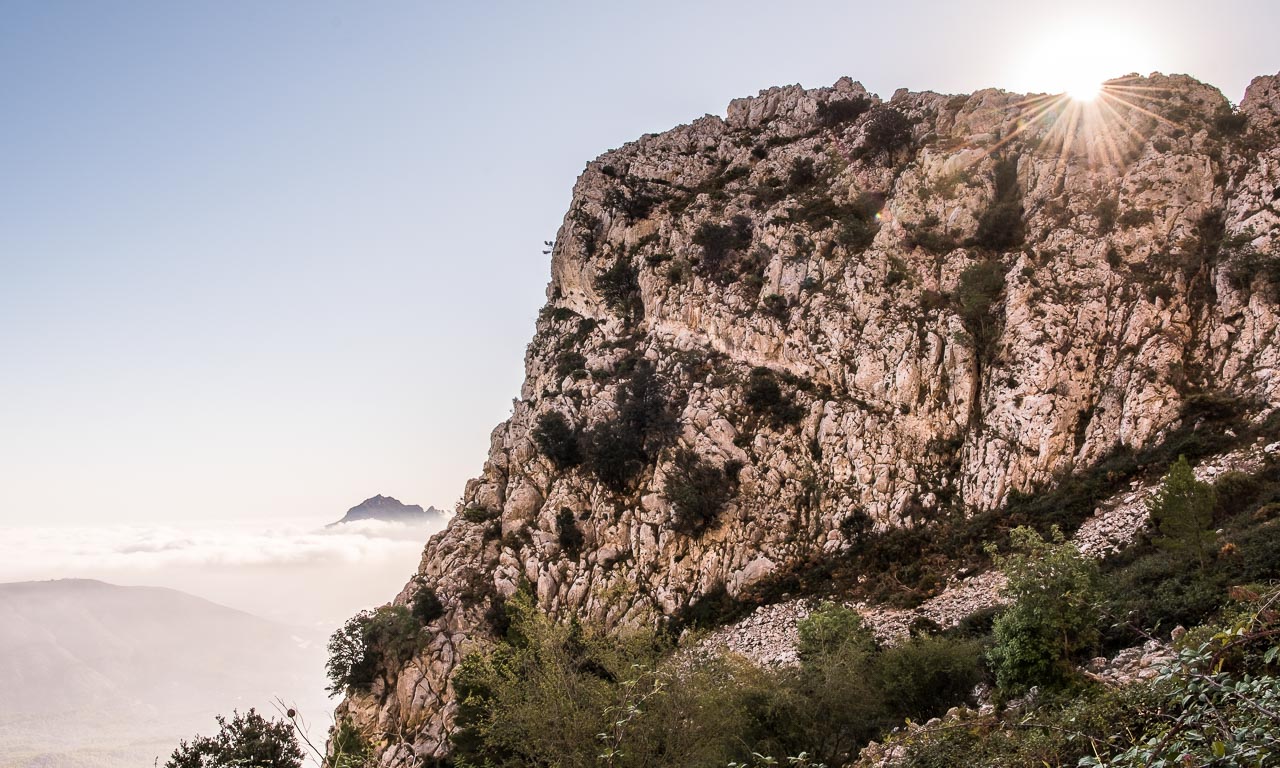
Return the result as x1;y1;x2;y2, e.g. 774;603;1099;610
334;72;1280;764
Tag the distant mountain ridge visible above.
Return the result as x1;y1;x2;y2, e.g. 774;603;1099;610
0;578;327;768
327;494;446;527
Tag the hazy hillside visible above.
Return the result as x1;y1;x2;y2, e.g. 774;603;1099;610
0;579;329;768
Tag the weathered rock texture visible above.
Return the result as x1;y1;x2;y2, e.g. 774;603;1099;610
334;72;1280;764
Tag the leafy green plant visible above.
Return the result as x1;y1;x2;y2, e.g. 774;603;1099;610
954;259;1006;353
855;107;913;161
986;527;1102;695
1145;455;1217;568
693;216;754;282
167;709;303;768
665;448;736;535
816;95;871;128
745;367;804;428
410;577;445;625
1082;587;1280;768
596;256;643;320
325;605;424;695
533;411;583;469
556;507;584;557
969;156;1024;251
583;360;677;493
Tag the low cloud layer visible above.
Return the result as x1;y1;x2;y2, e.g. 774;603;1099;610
0;517;450;628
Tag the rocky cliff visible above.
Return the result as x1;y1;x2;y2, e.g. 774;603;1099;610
334;71;1280;765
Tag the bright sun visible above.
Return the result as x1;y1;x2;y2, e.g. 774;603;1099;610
1013;20;1158;104
1067;79;1103;102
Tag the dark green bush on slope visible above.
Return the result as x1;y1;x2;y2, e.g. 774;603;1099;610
665;448;736;535
167;709;303;768
985;527;1102;695
693;216;754;282
533;411;582;469
326;605;423;695
450;596;981;768
970;156;1024;251
582;360;677;493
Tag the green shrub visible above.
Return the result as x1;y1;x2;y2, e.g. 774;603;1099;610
410;577;445;625
787;157;819;191
970;156;1024;251
836;212;878;251
817;96;871;128
583;360;677;492
986;527;1102;695
665;448;736;535
461;506;500;523
603;182;662;221
555;507;584;556
1117;208;1154;228
762;293;789;320
532;411;582;469
1212;107;1249;136
1145;455;1217;568
328;719;371;768
595;256;642;320
954;259;1006;353
1094;196;1118;233
325;605;424;695
874;634;984;723
693;216;754;282
554;349;587;379
855;107;913;161
166;709;303;768
745;367;805;428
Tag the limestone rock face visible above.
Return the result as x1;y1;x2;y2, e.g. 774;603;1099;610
334;72;1280;764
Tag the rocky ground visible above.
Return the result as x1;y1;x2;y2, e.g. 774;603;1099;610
698;434;1276;664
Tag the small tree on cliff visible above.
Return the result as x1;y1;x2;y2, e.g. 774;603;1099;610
1145;454;1217;568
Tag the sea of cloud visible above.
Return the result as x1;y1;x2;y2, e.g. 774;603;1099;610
0;517;449;628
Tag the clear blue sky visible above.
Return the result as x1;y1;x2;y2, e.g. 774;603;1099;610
2;1;1277;526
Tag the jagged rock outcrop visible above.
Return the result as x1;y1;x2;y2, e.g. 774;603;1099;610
327;495;446;527
334;71;1280;764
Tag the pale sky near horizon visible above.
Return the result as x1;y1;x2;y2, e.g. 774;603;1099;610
3;1;1278;528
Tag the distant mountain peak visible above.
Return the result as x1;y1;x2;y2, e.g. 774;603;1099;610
327;495;445;527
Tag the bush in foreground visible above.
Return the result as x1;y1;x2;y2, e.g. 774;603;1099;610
166;709;303;768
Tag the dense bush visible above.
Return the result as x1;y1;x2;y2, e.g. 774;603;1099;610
692;216;754;282
327;719;371;768
595;256;642;320
532;411;582;469
986;527;1102;695
1145;455;1216;567
410;577;445;625
555;507;584;556
816;95;871;128
855;107;913;161
787;157;819;190
970;156;1024;251
554;349;587;379
745;367;805;427
167;709;303;768
955;259;1006;353
664;448;736;535
453;595;981;768
325;605;424;695
582;360;677;492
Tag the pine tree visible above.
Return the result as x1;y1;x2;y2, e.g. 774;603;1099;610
1145;455;1217;568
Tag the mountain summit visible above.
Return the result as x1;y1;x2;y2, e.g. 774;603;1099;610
327;495;445;527
332;71;1280;764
